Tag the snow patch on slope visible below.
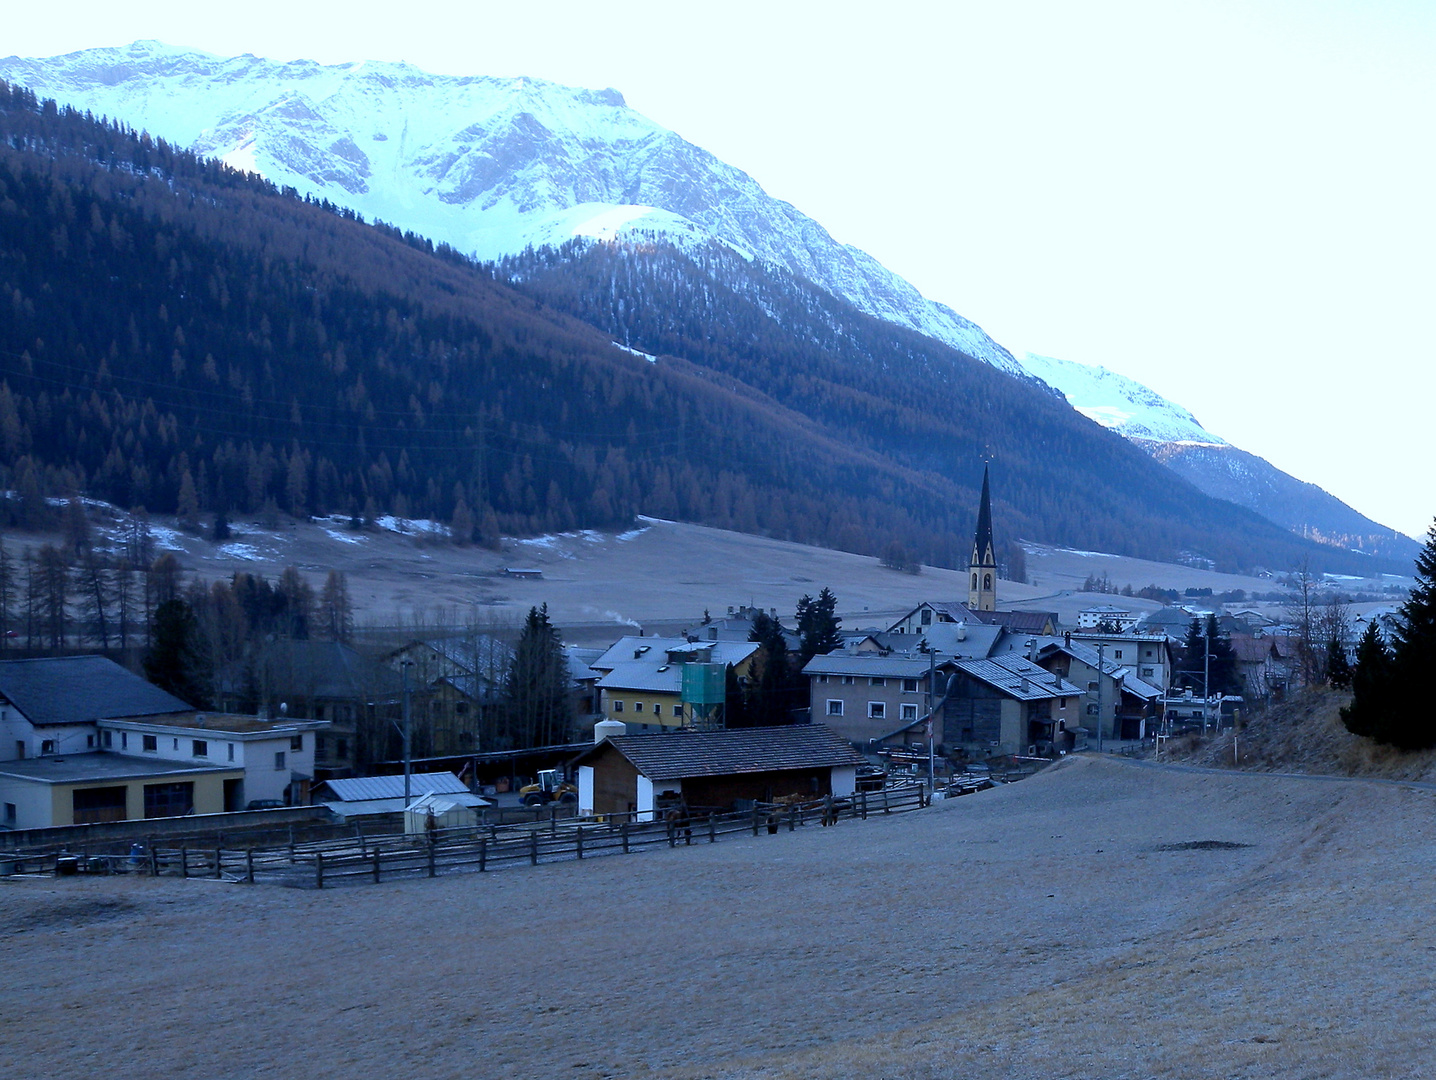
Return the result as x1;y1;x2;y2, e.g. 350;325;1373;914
1017;352;1227;446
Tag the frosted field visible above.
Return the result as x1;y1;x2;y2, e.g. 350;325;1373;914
4;755;1432;1079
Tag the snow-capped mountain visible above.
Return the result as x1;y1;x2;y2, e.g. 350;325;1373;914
0;40;1020;373
1018;352;1419;561
1017;352;1226;446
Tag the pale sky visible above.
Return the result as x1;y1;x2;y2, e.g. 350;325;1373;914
6;0;1434;538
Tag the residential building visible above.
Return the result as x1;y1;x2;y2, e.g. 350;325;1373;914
1067;632;1174;690
1076;605;1138;631
941;656;1084;757
589;637;759;731
0;656;191;763
96;712;326;808
801;654;955;746
0;754;244;831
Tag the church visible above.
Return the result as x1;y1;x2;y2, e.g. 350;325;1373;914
968;465;997;612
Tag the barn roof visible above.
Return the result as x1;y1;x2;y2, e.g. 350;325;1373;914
574;724;865;781
0;656;192;726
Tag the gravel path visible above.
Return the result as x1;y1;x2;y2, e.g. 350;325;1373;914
3;755;1432;1079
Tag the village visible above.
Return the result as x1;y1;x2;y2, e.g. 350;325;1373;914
0;473;1359;873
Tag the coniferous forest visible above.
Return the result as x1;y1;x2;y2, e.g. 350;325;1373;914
0;82;1403;576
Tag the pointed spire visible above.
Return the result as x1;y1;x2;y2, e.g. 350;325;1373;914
972;466;994;568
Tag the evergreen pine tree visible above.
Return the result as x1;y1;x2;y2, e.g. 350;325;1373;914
504;604;570;749
746;610;794;726
1388;519;1436;749
796;587;843;665
1340;621;1393;740
143;598;209;707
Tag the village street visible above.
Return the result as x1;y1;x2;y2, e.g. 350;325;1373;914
3;755;1433;1079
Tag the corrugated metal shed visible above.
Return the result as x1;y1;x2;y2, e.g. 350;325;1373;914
573;724;865;781
318;771;469;802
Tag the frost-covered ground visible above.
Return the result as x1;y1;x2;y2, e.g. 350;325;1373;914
3;756;1431;1079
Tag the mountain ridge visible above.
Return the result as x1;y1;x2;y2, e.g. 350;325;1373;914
0;40;1022;373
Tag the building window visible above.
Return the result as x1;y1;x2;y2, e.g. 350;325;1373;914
870;677;885;687
142;734;157;752
672;705;683;717
1059;697;1069;709
101;731;112;748
826;700;844;717
843;676;855;685
227;743;236;762
612;701;624;713
818;674;828;683
121;731;128;750
901;703;918;721
1141;667;1154;678
1086;703;1099;715
86;734;95;748
971;573;978;590
868;702;885;719
634;702;645;713
172;738;179;751
455;702;469;715
3;803;14;825
274;751;286;770
336;739;348;760
40;740;55;755
290;735;303;751
921;608;932;626
1114;650;1123;660
983;573;992;591
192;740;208;757
903;679;919;693
315;734;327;755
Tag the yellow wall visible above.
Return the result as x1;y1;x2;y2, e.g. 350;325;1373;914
49;771;243;826
605;692;684;727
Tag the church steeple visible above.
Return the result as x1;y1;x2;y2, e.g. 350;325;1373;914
968;466;997;612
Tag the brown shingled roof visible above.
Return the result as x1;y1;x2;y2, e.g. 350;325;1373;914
573;725;865;781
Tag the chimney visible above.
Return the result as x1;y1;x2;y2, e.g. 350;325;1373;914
956;620;966;642
1064;630;1071;647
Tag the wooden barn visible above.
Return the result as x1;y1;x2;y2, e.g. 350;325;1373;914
572;724;865;820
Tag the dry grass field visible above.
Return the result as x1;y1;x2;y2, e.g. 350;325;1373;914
5;755;1434;1079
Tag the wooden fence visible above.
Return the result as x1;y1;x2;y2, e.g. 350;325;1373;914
2;784;929;889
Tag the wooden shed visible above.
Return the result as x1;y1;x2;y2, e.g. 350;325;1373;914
571;724;865;820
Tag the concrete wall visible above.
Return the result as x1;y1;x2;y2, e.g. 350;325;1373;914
2;777;53;831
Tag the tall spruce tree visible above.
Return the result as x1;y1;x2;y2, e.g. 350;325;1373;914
796;587;843;665
1340;621;1393;740
746;610;796;726
504;604;570;749
1389;520;1436;748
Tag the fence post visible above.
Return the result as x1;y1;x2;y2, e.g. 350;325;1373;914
530;830;539;867
315;851;324;890
708;813;716;844
149;845;158;877
667;818;675;848
576;826;584;861
373;847;382;884
752;806;760;836
427;837;437;878
860;791;868;820
479;838;487;873
788;806;797;832
621;822;629;854
550;806;557;836
246;848;255;885
214;847;223;880
180;847;188;879
883;788;891;814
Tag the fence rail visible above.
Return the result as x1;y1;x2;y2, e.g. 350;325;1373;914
2;785;930;889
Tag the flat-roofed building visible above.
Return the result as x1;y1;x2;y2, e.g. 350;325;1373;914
0;753;243;831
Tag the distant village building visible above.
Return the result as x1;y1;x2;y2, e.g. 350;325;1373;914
588;637;759;732
1076;605;1138;631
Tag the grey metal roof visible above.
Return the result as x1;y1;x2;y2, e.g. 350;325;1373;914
317;771;469;801
953;656;1083;701
591;636;757;672
574;724;866;781
595;661;683;694
0;656;192;726
876;623;1004;659
803;654;943;678
0;752;241;784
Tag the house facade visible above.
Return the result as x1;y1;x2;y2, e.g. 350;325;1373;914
589;637;759;732
801;654;954;746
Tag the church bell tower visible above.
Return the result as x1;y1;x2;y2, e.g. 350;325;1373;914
968;466;997;612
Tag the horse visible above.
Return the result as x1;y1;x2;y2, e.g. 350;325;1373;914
664;802;693;845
